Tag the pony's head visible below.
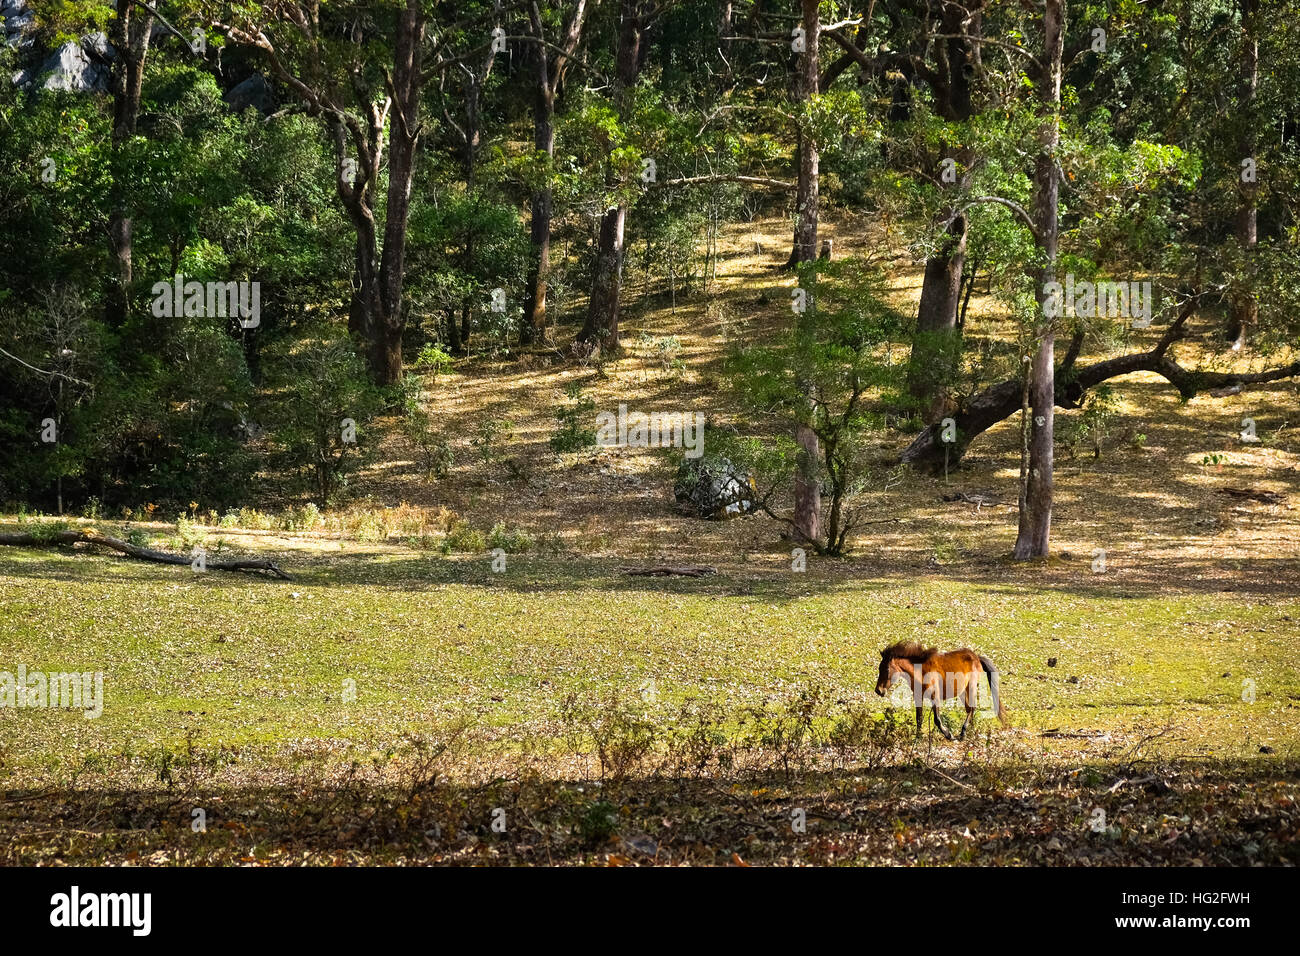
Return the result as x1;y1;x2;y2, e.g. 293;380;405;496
875;642;932;696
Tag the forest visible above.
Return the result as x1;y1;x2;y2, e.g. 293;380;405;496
0;0;1297;870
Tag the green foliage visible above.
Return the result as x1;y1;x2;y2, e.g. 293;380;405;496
442;520;487;553
399;375;454;481
262;334;382;504
413;344;455;380
549;382;598;453
1063;384;1123;460
724;261;908;554
488;521;533;553
407;191;529;352
471;416;512;465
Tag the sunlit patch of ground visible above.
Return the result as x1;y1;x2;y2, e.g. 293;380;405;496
346;212;1300;583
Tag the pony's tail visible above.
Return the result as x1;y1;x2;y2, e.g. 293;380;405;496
979;655;1008;727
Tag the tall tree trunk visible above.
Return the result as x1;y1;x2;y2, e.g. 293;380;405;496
579;0;644;349
581;206;627;349
787;0;820;266
338;114;389;373
1013;0;1064;561
793;417;821;546
106;0;153;327
788;0;822;544
369;0;426;384
221;4;422;385
523;0;589;346
523;84;556;344
1227;0;1259;351
445;306;461;353
348;242;371;339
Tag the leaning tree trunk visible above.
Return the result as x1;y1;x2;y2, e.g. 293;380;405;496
1012;0;1064;561
1227;0;1259;351
907;6;979;418
907;208;968;420
898;324;1300;470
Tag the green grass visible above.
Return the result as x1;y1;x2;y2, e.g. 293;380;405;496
3;543;1297;777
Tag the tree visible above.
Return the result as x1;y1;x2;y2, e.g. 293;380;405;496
264;333;382;502
218;0;427;385
1226;0;1259;350
902;2;982;419
898;289;1300;471
106;0;156;327
786;0;820;267
522;0;591;345
577;0;655;351
1012;0;1065;560
430;0;503;354
728;259;906;556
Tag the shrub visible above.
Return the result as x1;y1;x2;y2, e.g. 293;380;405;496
175;514;207;550
576;800;620;844
472;417;512;464
412;344;455;380
443;520;486;553
403;403;454;481
282;502;324;531
549;382;597;452
262;334;382;503
488;522;533;553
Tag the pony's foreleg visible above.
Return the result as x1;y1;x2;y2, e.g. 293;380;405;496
912;673;925;737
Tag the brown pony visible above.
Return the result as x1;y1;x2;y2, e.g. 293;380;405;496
875;641;1008;739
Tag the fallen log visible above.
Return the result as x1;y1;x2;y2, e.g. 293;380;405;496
899;293;1300;469
0;529;293;580
901;350;1300;468
619;565;718;577
941;491;1002;507
1216;487;1286;504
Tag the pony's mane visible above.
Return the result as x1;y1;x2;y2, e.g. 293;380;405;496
881;641;935;662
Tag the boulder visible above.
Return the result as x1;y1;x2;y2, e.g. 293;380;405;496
674;456;757;520
15;36;111;92
224;73;273;114
81;31;115;61
1;0;35;49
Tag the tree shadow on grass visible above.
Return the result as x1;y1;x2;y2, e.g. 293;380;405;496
2;753;1295;866
2;541;1300;604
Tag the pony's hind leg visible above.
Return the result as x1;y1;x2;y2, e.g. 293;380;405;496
915;706;924;737
958;704;974;740
932;701;954;740
956;670;980;739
